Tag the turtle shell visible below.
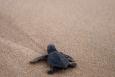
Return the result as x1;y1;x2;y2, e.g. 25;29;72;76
48;51;70;68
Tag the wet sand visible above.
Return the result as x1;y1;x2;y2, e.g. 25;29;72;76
0;0;115;77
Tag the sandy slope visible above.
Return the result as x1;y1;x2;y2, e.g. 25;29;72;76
0;0;115;77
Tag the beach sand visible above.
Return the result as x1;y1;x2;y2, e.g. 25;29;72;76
0;0;115;77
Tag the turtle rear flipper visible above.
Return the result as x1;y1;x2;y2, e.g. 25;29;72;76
68;62;77;68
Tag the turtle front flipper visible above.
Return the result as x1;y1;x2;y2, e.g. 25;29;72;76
47;67;54;74
47;66;61;74
30;55;48;64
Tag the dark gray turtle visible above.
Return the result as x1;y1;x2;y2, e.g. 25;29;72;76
30;44;76;74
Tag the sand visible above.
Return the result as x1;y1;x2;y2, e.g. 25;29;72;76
0;0;115;77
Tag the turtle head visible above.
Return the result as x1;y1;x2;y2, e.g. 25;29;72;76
47;44;57;54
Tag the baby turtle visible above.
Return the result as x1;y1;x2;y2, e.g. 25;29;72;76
30;44;77;74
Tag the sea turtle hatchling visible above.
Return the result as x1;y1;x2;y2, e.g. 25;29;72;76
30;44;77;74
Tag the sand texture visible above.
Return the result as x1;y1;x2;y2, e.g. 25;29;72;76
0;0;115;77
